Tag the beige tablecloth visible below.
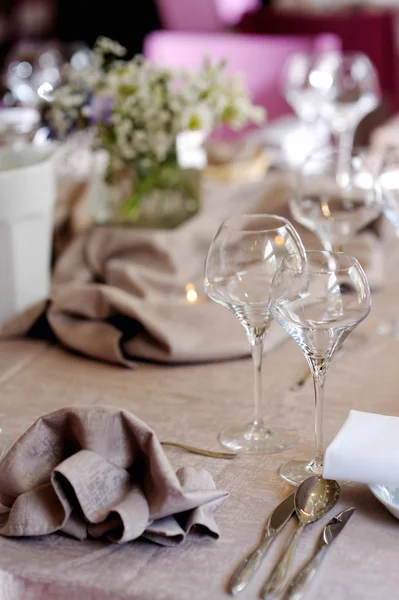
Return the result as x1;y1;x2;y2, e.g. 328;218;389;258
0;175;397;599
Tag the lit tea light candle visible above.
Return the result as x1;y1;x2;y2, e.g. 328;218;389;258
185;282;198;303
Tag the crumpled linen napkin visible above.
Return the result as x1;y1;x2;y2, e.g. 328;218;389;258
323;410;399;487
0;406;228;546
0;175;294;367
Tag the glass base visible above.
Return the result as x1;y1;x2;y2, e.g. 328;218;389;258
377;319;399;340
278;458;322;486
219;422;298;454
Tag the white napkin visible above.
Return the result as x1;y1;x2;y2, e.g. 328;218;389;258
323;410;399;486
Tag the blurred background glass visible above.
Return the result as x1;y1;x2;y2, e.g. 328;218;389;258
3;39;93;108
0;0;161;147
283;49;380;164
290;145;382;252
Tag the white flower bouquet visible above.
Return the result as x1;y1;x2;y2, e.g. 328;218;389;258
45;36;266;226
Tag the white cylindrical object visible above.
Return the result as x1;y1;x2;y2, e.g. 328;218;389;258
0;144;57;325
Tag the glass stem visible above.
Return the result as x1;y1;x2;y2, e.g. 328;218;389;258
308;357;328;474
336;127;355;180
249;327;267;431
320;238;343;253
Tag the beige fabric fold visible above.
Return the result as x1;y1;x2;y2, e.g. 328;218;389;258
0;173;386;366
0;405;228;546
0;175;293;366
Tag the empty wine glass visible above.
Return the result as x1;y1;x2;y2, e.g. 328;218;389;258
306;51;380;171
269;250;372;485
290;146;382;253
283;51;324;125
280;51;332;166
204;214;305;454
376;146;399;338
283;51;379;144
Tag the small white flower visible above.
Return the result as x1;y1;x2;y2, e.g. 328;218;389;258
180;103;215;134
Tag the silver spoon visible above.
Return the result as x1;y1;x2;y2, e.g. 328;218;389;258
260;475;340;599
160;441;237;459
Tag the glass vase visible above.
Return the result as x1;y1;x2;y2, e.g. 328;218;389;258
88;132;206;229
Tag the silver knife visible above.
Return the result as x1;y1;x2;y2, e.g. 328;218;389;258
228;493;295;596
285;506;356;600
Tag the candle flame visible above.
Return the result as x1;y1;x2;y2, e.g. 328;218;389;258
321;201;331;217
185;283;198;303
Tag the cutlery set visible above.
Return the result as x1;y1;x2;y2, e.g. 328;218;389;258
228;475;355;599
161;436;355;599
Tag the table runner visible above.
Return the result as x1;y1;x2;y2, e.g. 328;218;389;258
1;172;387;366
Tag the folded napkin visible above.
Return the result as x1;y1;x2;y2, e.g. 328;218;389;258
323;410;399;487
0;406;228;545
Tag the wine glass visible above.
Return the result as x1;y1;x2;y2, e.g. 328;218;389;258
305;51;379;172
283;51;324;125
283;51;379;150
290;146;382;253
375;146;399;338
279;51;332;166
204;214;305;454
269;250;372;485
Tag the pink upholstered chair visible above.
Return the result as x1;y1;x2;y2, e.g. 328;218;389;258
143;31;342;122
154;0;260;32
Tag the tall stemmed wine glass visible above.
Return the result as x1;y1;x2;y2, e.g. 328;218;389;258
290;146;382;253
279;51;332;166
283;51;379;166
282;50;328;127
204;214;305;454
269;250;372;484
283;52;320;125
304;51;379;172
